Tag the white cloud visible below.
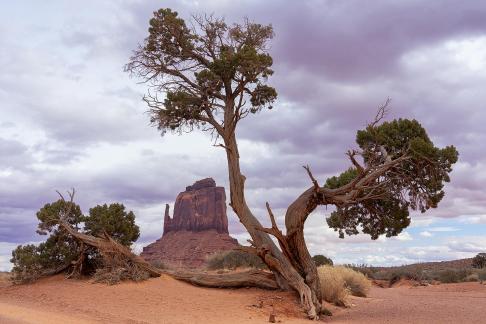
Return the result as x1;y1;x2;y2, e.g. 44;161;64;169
420;231;433;237
394;232;413;241
460;215;486;224
428;227;459;232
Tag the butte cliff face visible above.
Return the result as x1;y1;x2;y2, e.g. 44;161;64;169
141;178;239;268
163;178;228;234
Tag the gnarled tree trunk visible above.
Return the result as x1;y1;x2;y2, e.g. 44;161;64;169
223;133;323;319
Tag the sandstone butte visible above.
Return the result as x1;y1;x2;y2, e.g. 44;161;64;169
141;178;239;268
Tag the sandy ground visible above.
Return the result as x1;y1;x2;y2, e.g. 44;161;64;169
0;275;485;324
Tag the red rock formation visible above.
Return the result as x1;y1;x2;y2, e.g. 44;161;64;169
163;178;228;234
141;178;239;268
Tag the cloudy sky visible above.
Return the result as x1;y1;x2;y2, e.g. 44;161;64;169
1;0;486;271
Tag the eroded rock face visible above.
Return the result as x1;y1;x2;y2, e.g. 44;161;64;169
141;178;239;268
163;178;228;234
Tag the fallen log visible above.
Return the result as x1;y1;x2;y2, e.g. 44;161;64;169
163;269;279;290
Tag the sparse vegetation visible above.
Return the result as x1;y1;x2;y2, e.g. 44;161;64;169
207;250;267;270
338;266;371;297
312;255;333;267
317;266;349;306
317;265;371;306
149;260;168;270
350;259;486;285
10;195;147;284
472;253;486;269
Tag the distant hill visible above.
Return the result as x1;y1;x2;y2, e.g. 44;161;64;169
377;258;473;271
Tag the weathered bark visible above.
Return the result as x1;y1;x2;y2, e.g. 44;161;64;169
222;133;321;319
285;188;323;314
163;269;279;289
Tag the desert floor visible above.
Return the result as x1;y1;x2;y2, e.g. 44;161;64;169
1;275;485;324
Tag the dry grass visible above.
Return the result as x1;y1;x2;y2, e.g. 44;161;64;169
318;265;371;306
317;266;349;306
335;266;371;297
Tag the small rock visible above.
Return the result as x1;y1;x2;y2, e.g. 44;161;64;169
269;314;276;323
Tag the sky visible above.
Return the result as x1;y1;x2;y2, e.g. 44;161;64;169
1;0;486;271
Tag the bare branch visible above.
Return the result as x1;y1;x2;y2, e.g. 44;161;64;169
265;202;278;229
369;97;391;128
346;150;365;174
303;165;319;191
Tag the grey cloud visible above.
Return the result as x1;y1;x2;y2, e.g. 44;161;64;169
0;138;32;170
2;0;486;270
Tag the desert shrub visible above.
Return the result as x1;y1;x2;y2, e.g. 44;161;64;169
472;253;486;269
312;255;333;266
317;265;348;306
149;259;168;270
207;250;267;270
370;269;391;280
477;269;486;282
317;265;371;305
465;273;479;282
344;264;378;279
337;266;371;297
10;245;43;284
389;268;425;285
11;199;140;284
432;269;470;283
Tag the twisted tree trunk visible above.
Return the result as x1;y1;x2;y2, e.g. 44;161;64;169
223;134;323;319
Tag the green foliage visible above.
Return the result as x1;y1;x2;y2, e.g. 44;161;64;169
126;8;277;135
10;245;42;284
472;253;486;269
325;168;359;189
312;255;333;267
327;118;458;240
85;203;140;247
207;250;267;270
36;200;83;235
10;199;140;284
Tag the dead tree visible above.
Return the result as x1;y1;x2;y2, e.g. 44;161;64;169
126;9;458;319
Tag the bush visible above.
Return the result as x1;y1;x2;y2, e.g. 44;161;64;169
477;269;486;282
207;250;267;270
337;266;371;297
433;269;470;283
344;264;378;279
10;245;43;284
149;259;168;270
317;265;348;306
312;255;333;266
472;253;486;269
317;265;371;306
389;268;425;285
10;199;140;284
465;273;479;282
84;204;140;246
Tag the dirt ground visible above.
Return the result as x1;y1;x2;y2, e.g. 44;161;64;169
0;275;485;324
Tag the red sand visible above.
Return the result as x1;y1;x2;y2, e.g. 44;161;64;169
1;275;485;323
